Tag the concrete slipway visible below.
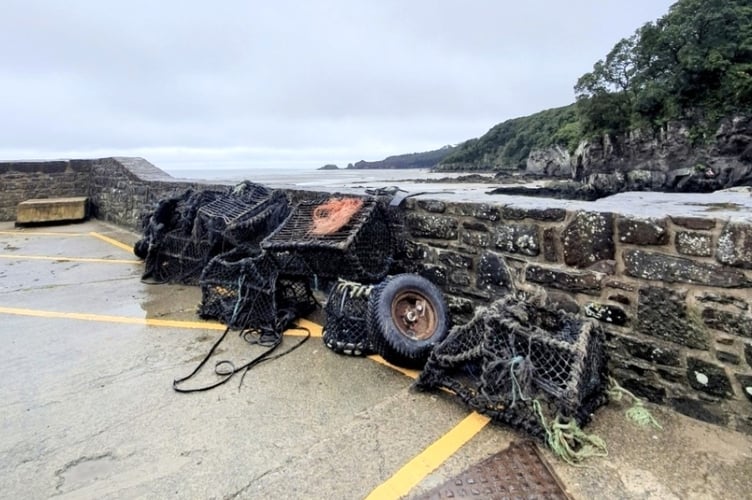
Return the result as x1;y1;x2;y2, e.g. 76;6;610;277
0;219;750;500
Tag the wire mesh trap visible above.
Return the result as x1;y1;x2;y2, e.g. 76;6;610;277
416;292;609;442
198;247;317;338
322;279;374;356
261;197;393;283
135;182;290;284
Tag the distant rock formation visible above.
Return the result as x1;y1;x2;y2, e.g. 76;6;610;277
347;145;456;170
318;164;339;170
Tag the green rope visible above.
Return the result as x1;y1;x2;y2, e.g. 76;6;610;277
508;356;530;406
533;400;608;466
607;377;662;430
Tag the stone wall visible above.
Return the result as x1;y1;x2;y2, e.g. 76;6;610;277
1;157;750;434
399;198;752;434
0;160;90;221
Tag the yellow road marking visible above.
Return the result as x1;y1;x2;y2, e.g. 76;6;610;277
89;231;136;253
367;354;420;379
0;306;322;337
0;254;140;264
365;412;491;500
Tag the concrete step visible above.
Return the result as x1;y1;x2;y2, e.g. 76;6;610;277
16;196;89;225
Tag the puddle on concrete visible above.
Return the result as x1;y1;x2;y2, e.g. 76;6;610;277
56;453;117;493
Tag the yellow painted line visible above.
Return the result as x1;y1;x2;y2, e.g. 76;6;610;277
0;231;86;237
89;231;136;253
367;354;420;379
0;306;321;338
0;254;140;264
366;412;492;500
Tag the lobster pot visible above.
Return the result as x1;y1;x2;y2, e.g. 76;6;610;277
489;307;607;417
322;280;373;356
143;229;212;285
198;248;316;335
194;187;290;249
261;199;392;283
416;294;608;440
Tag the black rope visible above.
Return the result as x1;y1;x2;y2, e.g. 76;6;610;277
172;325;311;393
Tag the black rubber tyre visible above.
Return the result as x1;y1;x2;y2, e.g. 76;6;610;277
133;238;149;259
368;274;449;369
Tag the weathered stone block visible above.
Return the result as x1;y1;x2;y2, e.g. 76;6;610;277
687;358;733;397
16;197;89;224
636;286;709;349
670;397;729;426
620;378;666;404
736;374;752;403
624;249;752;288
543;228;559;262
716;351;740;365
493;224;540;256
438;250;473;269
563;211;614;268
461;230;490;248
675;231;713;256
501;206;566;221
617;216;669;245
717;221;752;269
745;342;752;367
525;264;603;295
583;302;628;326
670;216;716;230
418;264;447;286
417;200;446;213
696;292;749;311
462;220;488;232
619;336;681;366
448;270;471;286
701;308;752;338
447;203;499;221
476;251;512;293
405;213;458;240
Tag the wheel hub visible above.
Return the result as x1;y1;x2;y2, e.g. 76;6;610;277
391;290;438;341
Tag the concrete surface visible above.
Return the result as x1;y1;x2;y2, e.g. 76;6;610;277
0;219;751;499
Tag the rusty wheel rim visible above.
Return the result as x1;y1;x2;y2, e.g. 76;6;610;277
390;289;438;341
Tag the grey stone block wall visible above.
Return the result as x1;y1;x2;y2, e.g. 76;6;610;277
400;198;752;435
1;158;750;434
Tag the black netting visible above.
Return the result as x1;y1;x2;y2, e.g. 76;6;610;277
261;198;393;283
136;182;290;284
322;279;374;356
198;247;317;342
416;293;608;439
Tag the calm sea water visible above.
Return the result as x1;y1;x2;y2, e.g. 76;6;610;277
164;166;494;190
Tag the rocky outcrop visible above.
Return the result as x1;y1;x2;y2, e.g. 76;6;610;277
572;116;752;194
526;145;571;177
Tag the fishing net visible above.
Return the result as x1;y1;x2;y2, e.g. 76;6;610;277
416;292;609;441
261;197;393;283
322;279;374;356
135;182;290;284
198;247;317;342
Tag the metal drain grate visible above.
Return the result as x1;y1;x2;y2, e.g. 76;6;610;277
413;440;571;499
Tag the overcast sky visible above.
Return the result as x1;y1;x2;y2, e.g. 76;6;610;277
0;0;676;173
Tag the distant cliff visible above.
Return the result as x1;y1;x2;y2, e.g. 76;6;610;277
348;145;456;169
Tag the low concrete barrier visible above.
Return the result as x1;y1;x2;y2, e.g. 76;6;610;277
16;196;89;225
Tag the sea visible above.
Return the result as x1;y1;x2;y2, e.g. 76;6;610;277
164;166;496;192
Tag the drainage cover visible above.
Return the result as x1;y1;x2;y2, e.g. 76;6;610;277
413;440;570;499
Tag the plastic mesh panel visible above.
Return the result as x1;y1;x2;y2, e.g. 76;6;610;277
322;279;374;356
416;293;608;439
261;198;393;282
